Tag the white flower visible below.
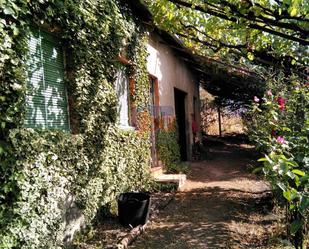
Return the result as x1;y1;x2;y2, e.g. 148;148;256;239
11;83;23;91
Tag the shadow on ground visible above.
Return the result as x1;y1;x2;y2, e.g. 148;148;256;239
70;136;287;249
131;139;281;249
131;187;276;249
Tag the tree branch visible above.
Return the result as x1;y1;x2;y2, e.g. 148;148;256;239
218;0;309;35
180;22;246;50
175;31;306;74
166;0;309;45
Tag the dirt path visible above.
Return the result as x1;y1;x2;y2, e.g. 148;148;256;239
131;141;277;249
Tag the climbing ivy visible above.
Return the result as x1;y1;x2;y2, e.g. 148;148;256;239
156;121;188;174
0;0;152;248
128;32;152;137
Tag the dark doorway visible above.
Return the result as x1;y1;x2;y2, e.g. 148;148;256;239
149;76;159;167
174;88;187;161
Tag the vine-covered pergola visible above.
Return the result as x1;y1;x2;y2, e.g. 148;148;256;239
135;2;309;248
136;0;308;108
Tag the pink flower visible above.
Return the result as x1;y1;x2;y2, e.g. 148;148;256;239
267;90;273;96
254;96;260;102
277;136;286;144
277;96;285;111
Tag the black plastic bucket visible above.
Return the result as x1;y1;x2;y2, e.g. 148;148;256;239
117;192;151;227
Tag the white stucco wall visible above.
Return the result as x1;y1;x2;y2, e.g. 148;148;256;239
147;32;200;159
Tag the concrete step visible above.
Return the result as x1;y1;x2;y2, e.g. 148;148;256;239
150;166;163;178
154;174;187;190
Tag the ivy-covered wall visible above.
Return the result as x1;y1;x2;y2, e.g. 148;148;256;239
0;1;152;248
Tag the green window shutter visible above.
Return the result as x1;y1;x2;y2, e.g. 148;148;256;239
115;67;130;127
25;28;70;131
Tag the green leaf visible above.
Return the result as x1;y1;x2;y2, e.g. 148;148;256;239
290;189;298;201
290;7;297;17
300;175;309;183
286;161;297;167
290;220;302;235
282;127;291;132
292;169;305;176
265;154;273;163
294;175;300;187
283;190;291;201
283;188;298;202
299;196;309;211
257;157;267;162
247;52;254;61
252;166;263;173
278;8;282;15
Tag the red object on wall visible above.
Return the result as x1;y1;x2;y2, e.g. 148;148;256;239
192;120;199;133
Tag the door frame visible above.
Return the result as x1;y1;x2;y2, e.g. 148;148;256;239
174;87;188;161
149;74;160;167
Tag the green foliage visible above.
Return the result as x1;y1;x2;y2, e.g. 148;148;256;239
151;182;178;192
247;74;309;248
156;130;180;166
166;161;189;174
156;129;189;174
145;0;308;109
129;33;151;109
0;1;152;248
146;0;309;67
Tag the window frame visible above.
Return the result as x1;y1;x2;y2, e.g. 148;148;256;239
25;26;70;131
115;56;136;131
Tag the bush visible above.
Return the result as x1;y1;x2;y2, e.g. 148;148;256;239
247;73;308;248
156;128;189;174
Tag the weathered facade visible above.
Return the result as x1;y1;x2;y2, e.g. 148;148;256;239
147;31;201;161
0;0;202;248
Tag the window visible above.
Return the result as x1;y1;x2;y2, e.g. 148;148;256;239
25;28;69;131
115;66;131;128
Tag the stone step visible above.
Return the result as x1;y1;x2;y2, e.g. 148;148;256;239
154;174;187;190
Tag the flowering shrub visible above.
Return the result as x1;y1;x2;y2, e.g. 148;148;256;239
248;74;309;248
